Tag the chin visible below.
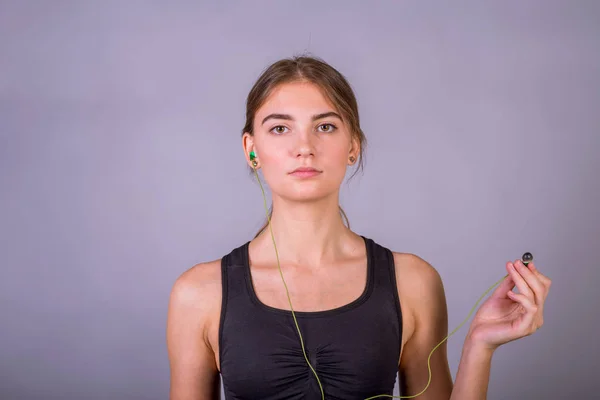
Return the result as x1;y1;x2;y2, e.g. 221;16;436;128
280;186;339;203
268;175;344;202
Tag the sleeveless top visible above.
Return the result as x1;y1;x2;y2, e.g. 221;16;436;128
218;236;403;400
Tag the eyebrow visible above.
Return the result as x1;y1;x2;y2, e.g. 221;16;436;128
261;111;342;126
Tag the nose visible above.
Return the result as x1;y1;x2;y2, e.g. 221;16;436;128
294;129;316;158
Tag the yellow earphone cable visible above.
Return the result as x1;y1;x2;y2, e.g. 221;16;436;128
252;166;507;399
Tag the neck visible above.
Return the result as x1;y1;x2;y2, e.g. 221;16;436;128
256;195;353;266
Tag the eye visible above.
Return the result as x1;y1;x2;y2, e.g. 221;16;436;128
270;125;288;135
317;123;337;133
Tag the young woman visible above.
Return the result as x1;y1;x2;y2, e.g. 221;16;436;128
166;56;551;400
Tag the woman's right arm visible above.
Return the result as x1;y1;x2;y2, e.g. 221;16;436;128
167;261;222;400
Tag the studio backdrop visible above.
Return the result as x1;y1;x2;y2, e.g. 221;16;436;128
1;1;598;399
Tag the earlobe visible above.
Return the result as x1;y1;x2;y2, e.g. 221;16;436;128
348;147;358;164
348;138;360;165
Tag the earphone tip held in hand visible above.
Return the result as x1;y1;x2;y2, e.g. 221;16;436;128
522;252;533;267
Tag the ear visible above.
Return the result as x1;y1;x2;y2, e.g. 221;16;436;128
348;135;360;165
242;132;259;168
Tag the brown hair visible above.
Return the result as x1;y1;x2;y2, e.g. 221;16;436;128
242;55;367;238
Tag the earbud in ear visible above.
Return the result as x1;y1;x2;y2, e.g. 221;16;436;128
249;150;258;167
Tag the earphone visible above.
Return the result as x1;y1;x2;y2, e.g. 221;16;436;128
249;150;258;168
248;151;532;399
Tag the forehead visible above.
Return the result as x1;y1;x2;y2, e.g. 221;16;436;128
257;81;337;116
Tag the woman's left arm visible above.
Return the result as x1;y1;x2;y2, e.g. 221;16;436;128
449;335;495;399
451;258;552;399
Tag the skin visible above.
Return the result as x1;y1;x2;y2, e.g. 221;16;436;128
166;81;552;399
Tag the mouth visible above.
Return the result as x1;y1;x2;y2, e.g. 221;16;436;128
289;167;322;177
290;167;320;173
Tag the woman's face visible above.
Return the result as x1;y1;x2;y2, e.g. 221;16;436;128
243;81;359;203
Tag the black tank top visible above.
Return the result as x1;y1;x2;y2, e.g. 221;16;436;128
218;236;403;400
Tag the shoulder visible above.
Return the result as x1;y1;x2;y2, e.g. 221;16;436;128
167;259;223;335
387;252;453;395
169;258;223;308
166;259;226;395
391;251;445;297
390;251;447;337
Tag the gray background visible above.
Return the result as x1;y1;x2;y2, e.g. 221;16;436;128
1;1;599;399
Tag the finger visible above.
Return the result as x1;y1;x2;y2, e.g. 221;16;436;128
507;290;537;312
491;273;515;299
506;291;539;334
507;261;534;301
526;262;552;301
514;259;547;305
528;262;552;289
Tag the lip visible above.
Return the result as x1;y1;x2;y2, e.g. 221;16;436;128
289;167;322;177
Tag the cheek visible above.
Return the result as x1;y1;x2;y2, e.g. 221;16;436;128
258;146;288;182
256;139;284;162
323;147;350;167
319;150;350;184
261;149;287;167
